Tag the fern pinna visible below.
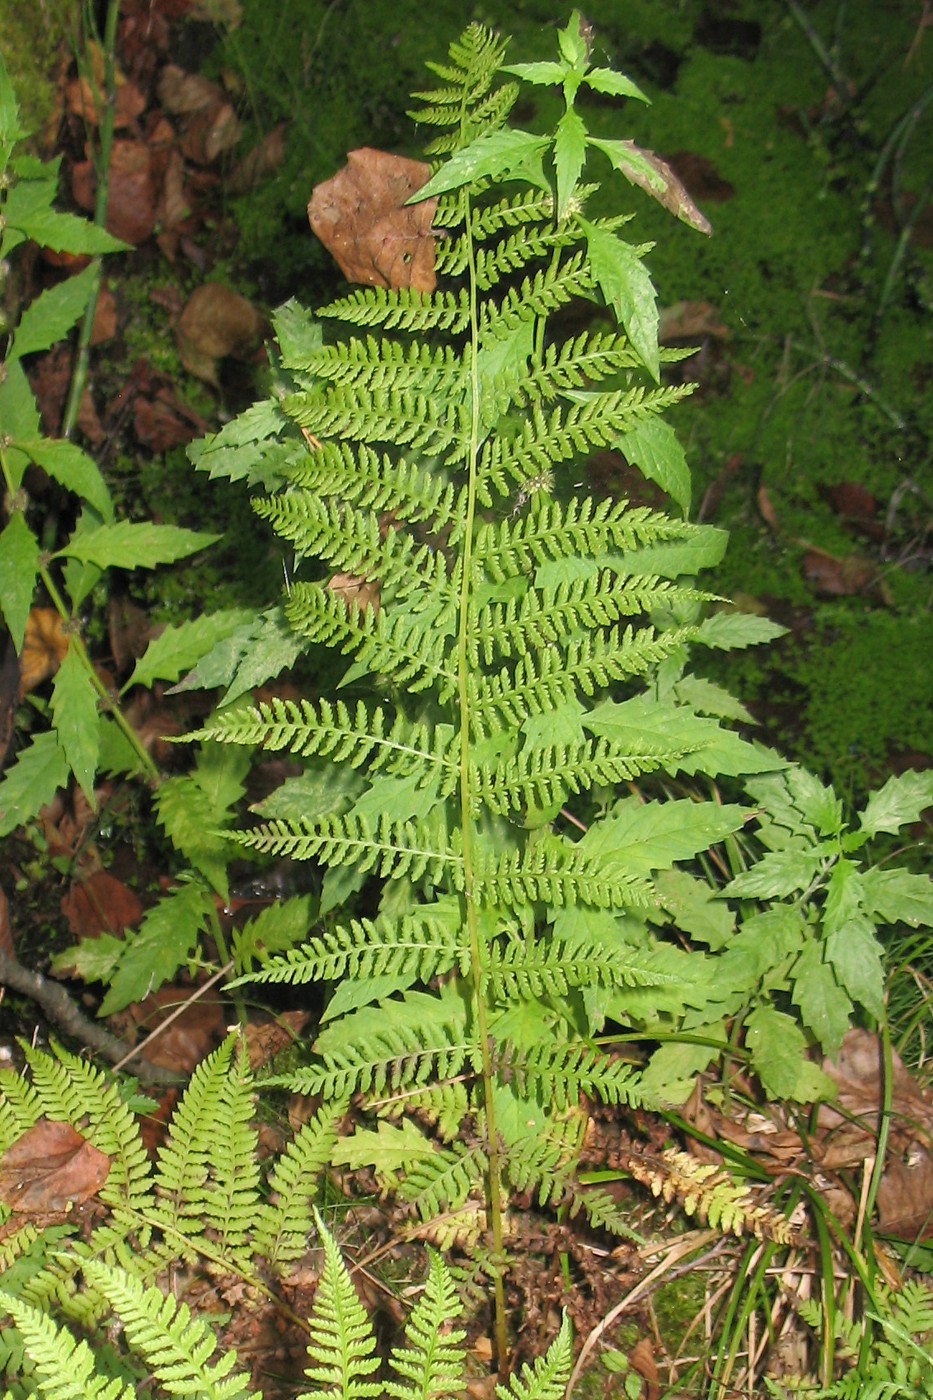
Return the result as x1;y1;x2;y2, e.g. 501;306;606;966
189;12;777;1342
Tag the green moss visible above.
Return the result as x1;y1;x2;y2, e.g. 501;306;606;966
1;0;76;142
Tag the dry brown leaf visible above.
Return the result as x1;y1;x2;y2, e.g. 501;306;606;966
0;1119;111;1214
19;608;69;695
113;984;228;1072
72;140;156;245
659;300;729;342
176;282;266;385
179;100;241;165
227;122;287;194
308;147;437;292
757;484;780;532
326;572;381;616
158;63;224;115
801;545;877;597
60;869;143;940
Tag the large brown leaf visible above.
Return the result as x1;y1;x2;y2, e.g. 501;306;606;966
0;1118;111;1215
308;148;437;293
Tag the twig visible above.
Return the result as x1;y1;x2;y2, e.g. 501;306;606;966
0;950;184;1086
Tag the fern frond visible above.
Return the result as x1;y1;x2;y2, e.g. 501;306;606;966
192;698;459;795
198;1038;260;1256
252;1100;347;1272
501;1315;573;1400
285;384;470;462
473;225;571;290
0;1289;136;1400
479;384;692;494
385;1249;467;1400
278;986;472;1100
233;810;463;887
471;571;708;665
0;1065;41;1149
397;1143;488;1223
472;735;684;814
474;496;691;582
284;584;458;696
503;1041;644;1111
301;1212;381;1400
514;330;648;400
623;1148;802;1244
149;1034;239;1256
473;840;653;911
296;337;464;396
83;1260;257;1400
567;1186;649;1241
317;286;471;334
240;902;469;987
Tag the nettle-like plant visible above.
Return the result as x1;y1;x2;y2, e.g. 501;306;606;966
181;13;797;1344
0;53;218;826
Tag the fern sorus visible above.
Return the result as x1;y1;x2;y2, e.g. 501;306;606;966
184;11;783;1328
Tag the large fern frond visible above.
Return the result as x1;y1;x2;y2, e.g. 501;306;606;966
385;1249;466;1399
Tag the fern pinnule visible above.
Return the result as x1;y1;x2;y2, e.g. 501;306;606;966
234;810;461;888
396;1143;488;1225
483;935;669;1001
300;1211;381;1400
284;441;464;534
385;1249;466;1400
0;1289;136;1400
198;1039;260;1256
472;841;653;912
82;1260;257;1400
504;1041;643;1113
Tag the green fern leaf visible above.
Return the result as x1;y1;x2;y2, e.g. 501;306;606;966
318;286;471;334
504;1041;644;1111
82;1260;257;1400
252;1101;347;1273
397;1143;488;1223
0;1289;136;1400
300;1212;381;1400
385;1249;467;1399
234;810;463;888
498;1315;572;1400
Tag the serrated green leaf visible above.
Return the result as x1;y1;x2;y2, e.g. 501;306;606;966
51;931;125;984
123;608;254;692
2;179;128;253
655;869;735;948
580;796;745;876
271;298;324;366
57;520;219;569
0;511;40;649
155;742;251;897
0;730;70;837
9;263;99;360
617;523;728;577
50;641;100;802
860;867;933;928
500;60;567;85
746;1005;809;1100
578;217;659;380
584;68;650;102
0;358;41;490
99;882;215;1015
614;416;690;512
588;137;712;235
641;1030;723;1105
859;769;933;838
723;847;824;899
413;128;550;201
673;675;755;724
14;436;113;519
824;915;884;1019
554;107;587;219
792;942;852;1054
785;767;843;837
694;611;788;649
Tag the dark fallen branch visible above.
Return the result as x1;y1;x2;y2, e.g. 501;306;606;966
0;951;185;1087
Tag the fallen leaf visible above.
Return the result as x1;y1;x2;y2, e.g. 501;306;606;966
757;485;780;532
666;150;735;203
179;100;241;165
308;147;437;292
90;283;118;345
19;608;69;695
72;140;156;245
61;869;143;939
326;572;381;616
801;545;877;597
113;983;228;1072
176;282;266;385
659;300;729;342
158;63;224;115
227;122;287;194
0;1118;111;1214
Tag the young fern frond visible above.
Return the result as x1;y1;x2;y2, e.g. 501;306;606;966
301;1210;381;1400
384;1249;466;1400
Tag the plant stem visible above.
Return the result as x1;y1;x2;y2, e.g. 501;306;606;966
62;0;121;440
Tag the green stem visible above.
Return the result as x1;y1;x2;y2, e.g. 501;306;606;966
40;562;160;783
457;187;508;1376
62;0;121;440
